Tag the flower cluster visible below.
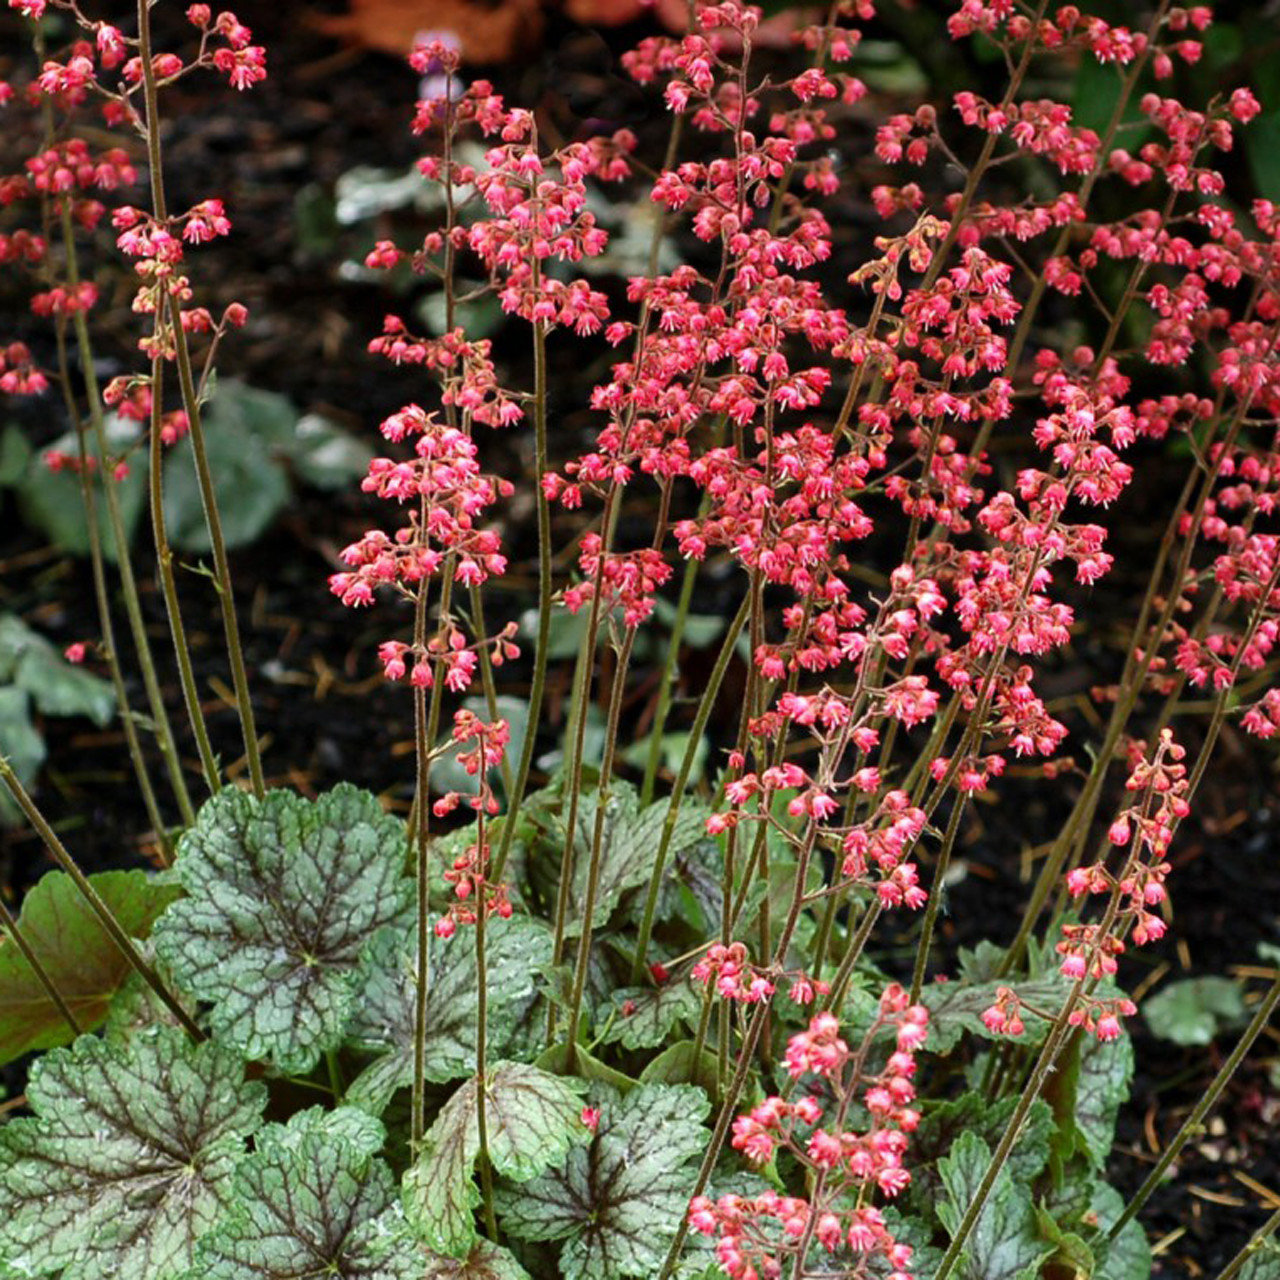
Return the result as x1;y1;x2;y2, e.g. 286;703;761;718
691;989;928;1279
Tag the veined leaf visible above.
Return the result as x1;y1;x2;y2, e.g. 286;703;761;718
404;1063;588;1258
0;1027;265;1280
555;783;710;938
1072;1030;1134;1171
909;1094;1053;1224
1090;1182;1152;1280
600;978;703;1051
195;1107;422;1279
422;1241;532;1279
496;1083;710;1280
345;916;553;1114
937;1130;1055;1280
0;868;181;1064
153;784;413;1073
922;969;1069;1054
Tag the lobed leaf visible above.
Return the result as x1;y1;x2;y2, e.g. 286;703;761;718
909;1094;1053;1224
937;1130;1055;1280
404;1063;588;1258
421;1240;533;1279
0;869;180;1064
496;1083;710;1280
0;1026;265;1280
345;916;552;1113
153;784;413;1073
0;614;114;726
195;1107;422;1279
599;978;703;1051
1143;976;1247;1046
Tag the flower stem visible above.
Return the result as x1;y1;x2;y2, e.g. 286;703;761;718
1213;1206;1280;1280
1109;972;1280;1241
630;591;751;984
0;758;201;1041
60;205;194;830
137;0;264;798
0;893;81;1038
491;318;551;884
53;323;172;863
148;354;222;797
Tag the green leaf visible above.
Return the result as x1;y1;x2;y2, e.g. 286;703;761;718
1072;1030;1133;1170
638;1039;718;1096
600;978;703;1051
345;916;553;1114
335;164;437;224
1143;976;1247;1046
0;614;114;725
404;1063;588;1258
195;1107;424;1279
1090;1181;1151;1280
418;289;505;340
550;783;709;939
16;415;147;562
1033;1204;1095;1277
921;965;1069;1054
496;1083;710;1280
651;596;725;649
910;1095;1053;1224
1247;113;1280;199
0;868;181;1065
937;1130;1055;1280
0;1026;265;1280
288;412;374;490
1235;1235;1280;1280
0;686;43;824
152;784;414;1073
163;384;291;552
0;425;31;486
431;697;530;801
535;1040;640;1094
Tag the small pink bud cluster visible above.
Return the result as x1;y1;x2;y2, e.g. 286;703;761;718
432;710;514;938
985;731;1189;1043
691;942;774;1004
0;341;47;395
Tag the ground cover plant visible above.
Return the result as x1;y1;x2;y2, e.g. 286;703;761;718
0;0;1279;1277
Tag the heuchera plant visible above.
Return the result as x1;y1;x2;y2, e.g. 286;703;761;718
1;0;1279;1277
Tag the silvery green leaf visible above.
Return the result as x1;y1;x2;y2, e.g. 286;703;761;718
404;1063;587;1258
0;614;114;726
542;783;710;939
495;1083;709;1280
937;1130;1055;1280
196;1107;420;1279
1143;976;1247;1046
599;978;703;1051
1072;1030;1134;1170
909;1095;1053;1224
16;414;147;562
0;1027;265;1280
345;915;552;1114
153;784;413;1073
1090;1181;1151;1280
